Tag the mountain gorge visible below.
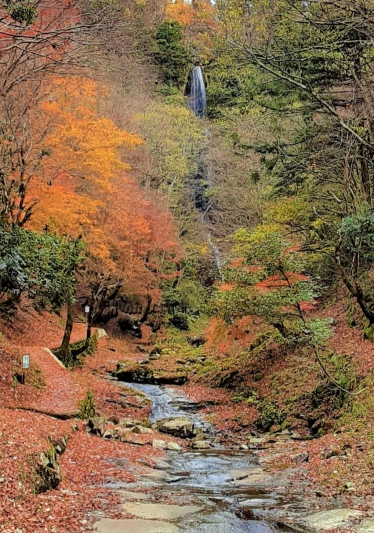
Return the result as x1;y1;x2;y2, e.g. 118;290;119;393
2;1;374;531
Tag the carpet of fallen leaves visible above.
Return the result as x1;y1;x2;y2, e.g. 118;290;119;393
0;310;162;533
2;295;374;532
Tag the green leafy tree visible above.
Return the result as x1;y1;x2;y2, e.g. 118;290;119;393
211;0;374;333
0;227;84;312
153;21;192;87
211;224;332;347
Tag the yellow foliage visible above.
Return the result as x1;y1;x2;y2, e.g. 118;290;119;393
166;1;194;25
41;77;143;189
264;197;310;226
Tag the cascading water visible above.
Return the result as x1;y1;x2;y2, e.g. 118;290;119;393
185;64;224;280
185;65;207;117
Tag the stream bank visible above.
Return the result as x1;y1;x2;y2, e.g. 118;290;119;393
93;383;374;533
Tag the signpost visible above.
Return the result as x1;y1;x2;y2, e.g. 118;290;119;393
85;305;91;343
21;354;30;384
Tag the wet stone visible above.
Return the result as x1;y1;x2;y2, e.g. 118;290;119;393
299;509;365;531
354;519;374;533
122;502;202;520
152;439;167;450
192;440;211;449
291;452;309;464
119;490;151;501
95;518;179;533
157;417;196;439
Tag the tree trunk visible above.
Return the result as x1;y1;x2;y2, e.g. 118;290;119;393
140;295;152;324
60;299;74;353
85;308;93;348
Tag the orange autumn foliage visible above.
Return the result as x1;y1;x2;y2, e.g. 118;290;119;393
27;75;182;302
254;272;310;292
28;76;142;251
204;316;269;354
165;1;194;25
166;0;217;30
91;176;182;300
40;77;143;189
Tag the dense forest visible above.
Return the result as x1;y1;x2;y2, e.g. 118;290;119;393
2;0;374;531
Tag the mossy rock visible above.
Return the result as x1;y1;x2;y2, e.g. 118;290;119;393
365;326;374;343
115;362;188;385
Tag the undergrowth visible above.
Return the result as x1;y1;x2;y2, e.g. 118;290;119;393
52;334;98;369
77;391;97;420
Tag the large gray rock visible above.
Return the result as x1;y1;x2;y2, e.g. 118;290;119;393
120;434;148;445
121;502;201;520
115;361;188;385
95;519;178;533
132;426;152;434
119;417;140;428
354;519;374;533
167;441;182;451
299;509;364;531
88;417;106;436
291;452;309;464
157;417;196;438
152;439;167;450
192;440;211;449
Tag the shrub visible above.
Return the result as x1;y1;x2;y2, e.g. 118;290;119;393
257;400;286;431
77;391;97;420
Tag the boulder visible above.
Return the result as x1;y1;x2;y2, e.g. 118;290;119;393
299;509;364;531
121;434;147;445
88;417;106;436
192;440;211;449
119;418;140;428
152;439;168;450
187;335;205;347
157;417;196;439
107;415;120;425
113;427;132;438
167;442;182;451
291;452;309;464
132;426;152;434
115;362;188;385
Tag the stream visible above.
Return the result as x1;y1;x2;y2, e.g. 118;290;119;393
95;382;314;533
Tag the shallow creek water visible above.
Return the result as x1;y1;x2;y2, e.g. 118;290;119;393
96;383;311;533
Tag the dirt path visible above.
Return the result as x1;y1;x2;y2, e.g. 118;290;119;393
21;346;86;416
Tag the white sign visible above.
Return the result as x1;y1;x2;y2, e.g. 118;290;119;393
22;355;30;369
85;305;90;314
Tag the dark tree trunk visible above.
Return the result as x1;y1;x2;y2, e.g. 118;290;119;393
140;295;152;324
60;299;74;354
85;308;93;348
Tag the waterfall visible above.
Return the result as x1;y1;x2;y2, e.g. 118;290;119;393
186;66;206;117
192;148;225;281
207;232;224;281
184;69;224;279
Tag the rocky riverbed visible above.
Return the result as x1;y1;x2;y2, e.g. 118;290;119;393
92;383;374;533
